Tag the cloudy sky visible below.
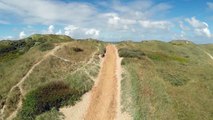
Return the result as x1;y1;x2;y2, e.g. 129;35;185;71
0;0;213;43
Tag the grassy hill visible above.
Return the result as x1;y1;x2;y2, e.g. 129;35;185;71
117;40;213;120
0;34;105;119
0;35;212;120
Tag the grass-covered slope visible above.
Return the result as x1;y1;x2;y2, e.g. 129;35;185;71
1;36;212;120
0;35;104;119
0;34;73;100
118;40;213;120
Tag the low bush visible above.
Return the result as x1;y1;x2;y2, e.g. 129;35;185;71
73;47;83;52
0;39;37;63
35;108;63;120
166;74;189;86
100;48;106;57
118;48;145;59
17;81;80;120
0;95;5;109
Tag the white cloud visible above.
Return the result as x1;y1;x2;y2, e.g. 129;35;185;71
63;25;100;39
85;28;100;37
0;0;179;42
56;29;62;35
64;25;79;36
19;31;26;39
173;31;187;40
195;28;211;38
5;0;212;42
107;13;120;25
103;13;136;30
207;2;213;10
185;17;211;38
0;0;96;24
179;21;190;31
139;20;172;30
185;17;208;29
47;25;54;34
109;0;171;20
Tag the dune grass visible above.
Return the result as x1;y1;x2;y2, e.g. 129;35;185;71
118;40;213;120
0;35;104;119
17;81;79;120
0;34;73;100
0;46;46;108
22;41;99;93
3;86;21;119
15;40;102;119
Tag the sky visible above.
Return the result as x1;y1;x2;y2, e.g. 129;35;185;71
0;0;213;43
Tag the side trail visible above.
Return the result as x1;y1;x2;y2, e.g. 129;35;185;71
1;43;71;120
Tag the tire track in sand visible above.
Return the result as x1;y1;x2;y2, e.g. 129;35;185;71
84;44;120;120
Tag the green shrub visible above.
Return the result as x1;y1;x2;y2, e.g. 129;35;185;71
0;39;37;63
73;47;83;52
118;48;145;59
166;74;189;86
35;108;63;120
39;43;54;52
0;95;5;109
66;71;94;93
17;81;80;120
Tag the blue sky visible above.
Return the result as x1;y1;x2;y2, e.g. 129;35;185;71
0;0;213;43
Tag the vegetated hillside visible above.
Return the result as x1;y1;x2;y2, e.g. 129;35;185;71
0;34;105;120
117;40;213;120
1;35;212;120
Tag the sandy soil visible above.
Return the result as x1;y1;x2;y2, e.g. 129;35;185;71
84;45;120;120
60;92;92;120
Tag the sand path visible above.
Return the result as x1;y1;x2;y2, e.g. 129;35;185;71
84;45;120;120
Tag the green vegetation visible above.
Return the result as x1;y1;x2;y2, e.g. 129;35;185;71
2;35;212;120
146;52;189;63
0;34;73;109
200;44;213;55
118;40;213;120
38;42;54;51
17;81;77;120
35;108;63;120
119;48;145;59
72;47;84;52
29;34;73;43
0;35;103;119
0;34;72;62
0;46;45;109
3;86;21;119
21;41;99;93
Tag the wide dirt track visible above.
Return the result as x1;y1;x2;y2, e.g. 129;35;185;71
84;45;120;120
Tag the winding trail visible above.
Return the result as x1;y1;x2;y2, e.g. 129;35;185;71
84;45;121;120
204;51;213;60
1;43;67;120
197;47;213;60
